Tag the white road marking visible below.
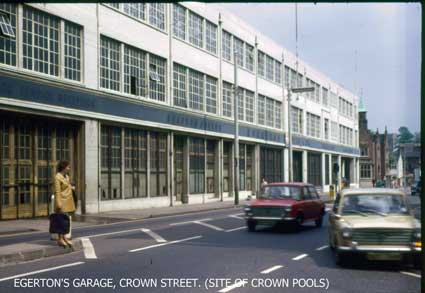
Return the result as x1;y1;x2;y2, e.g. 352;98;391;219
129;236;202;252
193;221;224;231
225;226;246;232
292;253;308;260
81;238;97;259
228;213;244;219
141;228;166;243
86;228;142;238
0;262;85;282
170;218;212;226
400;271;421;278
218;279;248;292
316;245;329;251
260;265;284;274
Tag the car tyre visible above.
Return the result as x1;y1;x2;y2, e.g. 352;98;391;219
329;234;335;251
247;220;256;232
294;214;303;230
335;251;348;267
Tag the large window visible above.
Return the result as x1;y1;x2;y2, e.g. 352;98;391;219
265;97;275;128
123;3;145;21
284;66;290;88
23;6;59;76
205;76;217;114
360;164;371;179
257;95;265;125
260;147;283;184
100;36;120;91
307;153;322;186
245;43;254;72
233;37;244;67
101;126;122;200
0;3;17;67
324;118;329;140
331;121;339;141
361;146;368;156
150;132;167;197
124;45;147;96
239;144;254;192
206;140;216;194
188;12;203;48
188;69;204;111
291;106;303;134
237;89;244;121
223;142;231;193
205;21;217;54
189;138;204;194
222;81;233;117
274;61;281;84
306;112;321;138
322;87;329;106
124;129;147;198
149;54;166;102
222;30;232;62
149;3;165;30
266;55;274;81
257;51;265;77
64;22;82;81
245;90;254;123
173;4;186;40
275;101;282;129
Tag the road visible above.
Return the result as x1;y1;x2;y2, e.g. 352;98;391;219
0;205;420;293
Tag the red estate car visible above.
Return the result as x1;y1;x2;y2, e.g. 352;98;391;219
244;182;325;231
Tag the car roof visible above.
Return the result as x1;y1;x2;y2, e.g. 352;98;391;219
264;182;313;187
340;188;405;196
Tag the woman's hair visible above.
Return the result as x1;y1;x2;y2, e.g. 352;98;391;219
57;160;70;172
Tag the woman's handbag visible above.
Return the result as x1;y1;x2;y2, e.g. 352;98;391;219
49;213;70;234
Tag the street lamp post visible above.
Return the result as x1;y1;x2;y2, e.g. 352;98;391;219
233;50;239;205
287;86;315;182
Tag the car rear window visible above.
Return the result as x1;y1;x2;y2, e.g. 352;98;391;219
262;186;301;200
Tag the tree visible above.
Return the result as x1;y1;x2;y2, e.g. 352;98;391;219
397;126;414;144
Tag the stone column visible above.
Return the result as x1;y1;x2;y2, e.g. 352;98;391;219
321;153;326;191
302;150;308;183
84;119;100;214
182;136;190;204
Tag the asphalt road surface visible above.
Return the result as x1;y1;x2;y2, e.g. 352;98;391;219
0;205;420;293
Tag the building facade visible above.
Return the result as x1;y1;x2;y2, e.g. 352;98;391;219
0;3;359;219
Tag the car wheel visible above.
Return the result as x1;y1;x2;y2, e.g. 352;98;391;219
315;216;323;228
413;257;422;269
247;220;256;232
295;214;303;230
328;234;335;251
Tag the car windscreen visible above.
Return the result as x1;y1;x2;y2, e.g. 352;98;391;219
261;186;301;200
341;194;409;216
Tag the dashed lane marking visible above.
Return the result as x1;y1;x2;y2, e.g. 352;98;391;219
292;253;308;260
85;228;142;238
218;279;248;293
260;265;284;274
400;271;421;278
225;226;246;232
81;238;97;259
0;262;85;282
228;213;244;219
129;236;202;252
169;218;212;226
193;221;224;231
316;245;329;251
141;228;166;243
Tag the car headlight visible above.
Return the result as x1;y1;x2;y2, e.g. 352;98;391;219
244;205;251;212
284;206;292;212
341;228;352;238
414;230;421;240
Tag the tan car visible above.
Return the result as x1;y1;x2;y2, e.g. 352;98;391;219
328;188;421;267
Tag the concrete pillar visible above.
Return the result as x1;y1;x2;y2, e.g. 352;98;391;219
328;154;333;187
284;148;289;182
84;119;100;214
337;155;342;190
182;136;190;203
302;150;308;183
321;153;326;190
356;157;360;186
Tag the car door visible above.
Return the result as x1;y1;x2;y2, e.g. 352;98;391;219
328;193;341;240
301;186;313;219
308;186;322;218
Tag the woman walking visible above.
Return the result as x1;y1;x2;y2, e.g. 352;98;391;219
54;160;76;247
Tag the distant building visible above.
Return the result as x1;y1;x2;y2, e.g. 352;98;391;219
358;98;390;187
394;142;421;185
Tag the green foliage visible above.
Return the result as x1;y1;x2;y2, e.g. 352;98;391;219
397;126;414;144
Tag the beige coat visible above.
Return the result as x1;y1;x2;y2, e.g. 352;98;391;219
54;173;76;213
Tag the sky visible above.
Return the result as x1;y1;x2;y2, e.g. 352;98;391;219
211;3;421;134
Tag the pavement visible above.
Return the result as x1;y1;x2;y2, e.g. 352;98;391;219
0;204;420;293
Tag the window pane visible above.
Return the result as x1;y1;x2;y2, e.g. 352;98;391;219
173;4;186;39
149;3;165;30
205;21;217;54
149;54;166;101
173;63;187;107
222;30;231;62
205;76;217;114
0;3;17;67
100;36;120;91
222;82;232;117
188;69;204;111
188;12;203;48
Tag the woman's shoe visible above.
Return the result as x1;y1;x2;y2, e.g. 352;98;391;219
64;238;73;247
57;240;68;248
